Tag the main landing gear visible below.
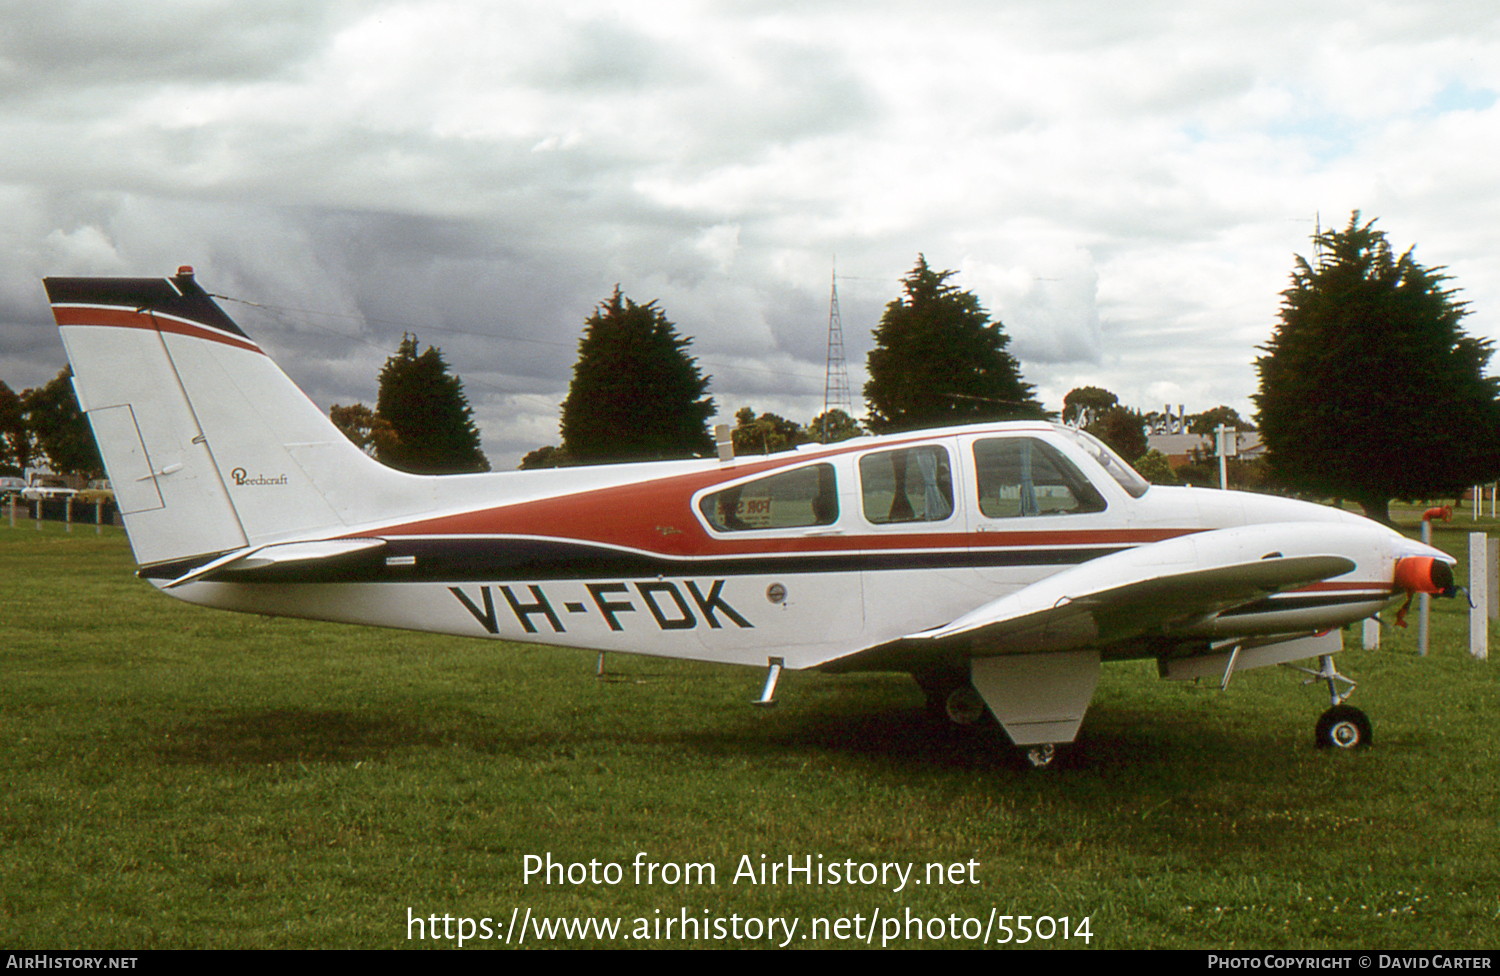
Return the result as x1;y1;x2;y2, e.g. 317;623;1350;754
1285;653;1372;750
1022;744;1057;768
912;667;1061;768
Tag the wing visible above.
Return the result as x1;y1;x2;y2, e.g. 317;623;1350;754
832;522;1381;672
916;553;1354;654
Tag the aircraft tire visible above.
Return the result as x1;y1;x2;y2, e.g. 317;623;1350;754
944;685;988;726
912;666;972;722
1315;705;1372;750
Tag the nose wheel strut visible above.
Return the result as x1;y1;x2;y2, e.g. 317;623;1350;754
1284;654;1371;750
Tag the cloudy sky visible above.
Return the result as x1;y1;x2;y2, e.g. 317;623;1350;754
3;0;1498;467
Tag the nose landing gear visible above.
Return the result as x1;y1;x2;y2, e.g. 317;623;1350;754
1285;653;1372;750
1315;704;1373;750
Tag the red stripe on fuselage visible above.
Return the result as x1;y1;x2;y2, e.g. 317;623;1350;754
53;304;265;355
365;460;1193;558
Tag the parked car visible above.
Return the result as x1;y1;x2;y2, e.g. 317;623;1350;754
21;485;77;502
0;476;25;500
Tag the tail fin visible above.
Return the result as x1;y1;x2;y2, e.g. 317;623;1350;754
44;267;425;567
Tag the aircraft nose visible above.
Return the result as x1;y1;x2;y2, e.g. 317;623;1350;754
1394;555;1456;596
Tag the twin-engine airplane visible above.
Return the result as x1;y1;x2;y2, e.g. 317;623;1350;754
45;268;1458;766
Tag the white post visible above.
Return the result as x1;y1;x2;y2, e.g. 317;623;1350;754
1362;617;1381;650
1216;425;1228;490
1419;520;1432;656
1471;533;1489;660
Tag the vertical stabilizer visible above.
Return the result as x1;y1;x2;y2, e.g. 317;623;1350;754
44;269;424;567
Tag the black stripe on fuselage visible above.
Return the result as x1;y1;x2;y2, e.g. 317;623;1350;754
139;536;1132;584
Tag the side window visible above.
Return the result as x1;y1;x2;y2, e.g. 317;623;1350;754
860;445;954;524
973;438;1107;518
699;464;838;531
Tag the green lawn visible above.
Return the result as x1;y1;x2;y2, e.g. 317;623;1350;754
1;512;1497;948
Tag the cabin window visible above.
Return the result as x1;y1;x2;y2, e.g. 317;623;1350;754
699;464;838;531
859;445;954;524
973;438;1107;518
1054;426;1151;498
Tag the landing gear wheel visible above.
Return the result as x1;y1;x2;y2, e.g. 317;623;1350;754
1315;705;1372;750
1023;744;1057;768
944;685;987;726
912;667;990;727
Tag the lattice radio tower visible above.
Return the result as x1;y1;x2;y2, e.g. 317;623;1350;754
821;260;853;438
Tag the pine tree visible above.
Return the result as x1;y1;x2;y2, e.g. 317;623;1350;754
1254;213;1500;522
374;335;489;474
559;288;715;463
865;256;1045;432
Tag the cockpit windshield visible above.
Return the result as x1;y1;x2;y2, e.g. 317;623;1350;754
1054;427;1151;498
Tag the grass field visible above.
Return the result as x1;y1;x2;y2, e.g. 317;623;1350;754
2;510;1498;949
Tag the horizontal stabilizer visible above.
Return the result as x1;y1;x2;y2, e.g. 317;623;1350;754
164;538;387;588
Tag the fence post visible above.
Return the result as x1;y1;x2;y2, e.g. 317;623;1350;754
1419;518;1432;656
1471;532;1489;660
1489;536;1499;622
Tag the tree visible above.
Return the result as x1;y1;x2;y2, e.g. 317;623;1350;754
1133;449;1177;484
0;379;32;474
864;256;1046;433
23;367;102;477
1187;405;1252;436
1254;213;1500;522
517;445;572;470
374;335;489;474
559;288;715;463
1086;406;1148;462
1062;386;1118;426
329;402;398;458
730;407;805;455
808;408;862;444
